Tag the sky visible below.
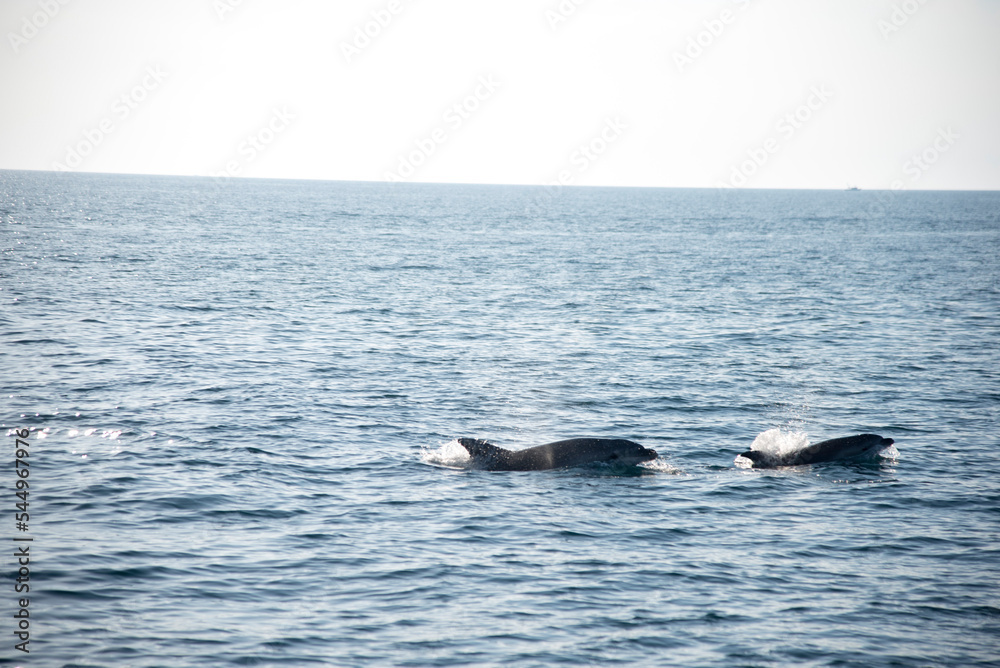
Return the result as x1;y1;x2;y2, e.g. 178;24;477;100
1;0;998;190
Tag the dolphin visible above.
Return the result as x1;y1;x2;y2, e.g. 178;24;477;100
456;437;658;471
737;433;895;468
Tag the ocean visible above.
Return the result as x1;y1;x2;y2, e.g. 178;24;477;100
2;170;999;667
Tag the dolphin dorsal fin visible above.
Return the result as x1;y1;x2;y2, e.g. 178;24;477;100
455;438;514;470
456;438;507;459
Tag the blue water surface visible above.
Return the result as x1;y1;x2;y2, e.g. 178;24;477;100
2;171;999;667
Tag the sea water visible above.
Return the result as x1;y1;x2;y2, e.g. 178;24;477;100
2;171;999;666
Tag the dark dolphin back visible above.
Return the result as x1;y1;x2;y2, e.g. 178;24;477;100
455;437;655;471
518;438;656;470
456;438;514;470
796;433;892;464
738;450;767;465
740;433;895;468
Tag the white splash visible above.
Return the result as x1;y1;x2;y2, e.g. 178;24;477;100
735;427;810;468
880;444;900;461
421;439;473;468
751;427;809;455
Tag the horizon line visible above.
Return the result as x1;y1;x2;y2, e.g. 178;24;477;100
2;167;998;194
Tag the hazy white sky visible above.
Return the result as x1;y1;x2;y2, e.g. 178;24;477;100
1;0;997;189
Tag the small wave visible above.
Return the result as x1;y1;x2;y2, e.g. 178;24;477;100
66;427;123;440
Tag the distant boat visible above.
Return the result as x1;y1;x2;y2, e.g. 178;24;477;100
846;186;861;191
